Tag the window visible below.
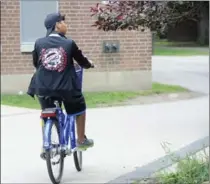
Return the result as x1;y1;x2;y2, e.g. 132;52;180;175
20;0;58;52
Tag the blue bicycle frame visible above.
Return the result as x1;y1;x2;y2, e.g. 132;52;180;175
42;63;84;153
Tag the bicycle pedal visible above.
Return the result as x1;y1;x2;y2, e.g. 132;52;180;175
40;152;46;160
65;149;72;156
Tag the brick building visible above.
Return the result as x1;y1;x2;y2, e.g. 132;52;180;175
1;0;152;93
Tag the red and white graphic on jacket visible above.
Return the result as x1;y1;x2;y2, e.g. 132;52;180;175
40;47;67;72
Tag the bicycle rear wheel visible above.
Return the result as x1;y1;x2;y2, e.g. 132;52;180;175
45;121;65;184
73;150;82;171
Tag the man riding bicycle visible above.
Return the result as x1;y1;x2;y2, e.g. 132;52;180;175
27;12;94;155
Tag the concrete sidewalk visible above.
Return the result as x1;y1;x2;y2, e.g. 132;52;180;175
1;95;209;183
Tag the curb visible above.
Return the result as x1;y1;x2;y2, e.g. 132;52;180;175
106;136;209;184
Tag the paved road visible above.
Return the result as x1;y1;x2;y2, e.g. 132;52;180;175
1;56;209;183
153;56;209;94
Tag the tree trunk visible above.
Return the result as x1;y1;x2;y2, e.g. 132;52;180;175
197;4;209;45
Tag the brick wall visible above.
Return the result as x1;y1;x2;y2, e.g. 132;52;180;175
1;0;152;75
1;0;33;75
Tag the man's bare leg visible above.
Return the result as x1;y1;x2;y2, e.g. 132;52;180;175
76;112;94;148
76;112;86;143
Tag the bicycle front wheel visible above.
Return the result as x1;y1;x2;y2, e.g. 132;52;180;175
45;121;65;184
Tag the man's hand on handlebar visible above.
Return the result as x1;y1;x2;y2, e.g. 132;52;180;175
89;60;95;68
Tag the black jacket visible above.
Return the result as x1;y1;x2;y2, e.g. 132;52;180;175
27;33;92;100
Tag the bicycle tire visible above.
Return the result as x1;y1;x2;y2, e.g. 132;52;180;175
73;150;82;172
45;121;65;184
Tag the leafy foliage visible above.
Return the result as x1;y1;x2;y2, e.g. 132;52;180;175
90;1;208;34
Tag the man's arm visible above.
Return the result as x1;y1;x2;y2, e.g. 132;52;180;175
71;40;92;69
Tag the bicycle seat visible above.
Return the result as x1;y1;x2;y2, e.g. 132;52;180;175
38;96;63;104
41;108;57;118
39;96;53;100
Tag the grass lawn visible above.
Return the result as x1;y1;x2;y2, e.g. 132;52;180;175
154;39;209;47
1;82;188;109
154;40;209;56
154;46;209;56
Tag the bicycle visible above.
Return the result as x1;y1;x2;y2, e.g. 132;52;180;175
40;63;92;184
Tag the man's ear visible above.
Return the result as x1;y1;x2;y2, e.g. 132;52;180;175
55;22;59;30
